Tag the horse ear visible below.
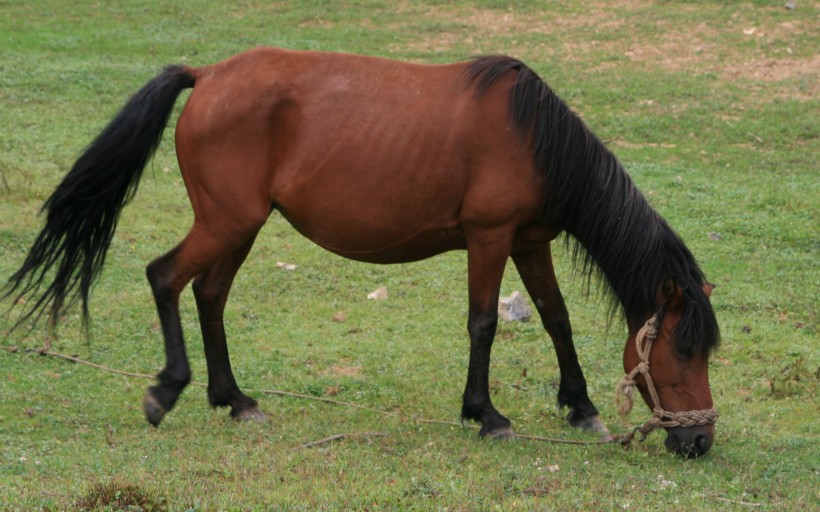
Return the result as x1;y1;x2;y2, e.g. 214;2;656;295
658;276;684;311
702;282;716;299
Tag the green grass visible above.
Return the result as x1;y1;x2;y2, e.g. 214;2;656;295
1;1;817;510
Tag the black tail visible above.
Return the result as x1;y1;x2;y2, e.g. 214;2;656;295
3;65;195;329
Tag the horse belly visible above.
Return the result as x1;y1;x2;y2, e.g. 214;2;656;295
273;165;468;264
279;208;466;264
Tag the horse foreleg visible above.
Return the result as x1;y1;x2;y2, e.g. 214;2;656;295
511;244;610;437
461;229;515;439
192;235;265;422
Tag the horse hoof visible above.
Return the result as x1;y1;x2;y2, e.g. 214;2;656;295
143;391;166;427
234;406;267;423
577;416;613;441
482;426;515;440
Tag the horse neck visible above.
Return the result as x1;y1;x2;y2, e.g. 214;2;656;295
461;56;706;333
554;147;701;330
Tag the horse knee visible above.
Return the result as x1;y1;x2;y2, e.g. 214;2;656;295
467;313;497;343
461;390;488;419
158;366;192;389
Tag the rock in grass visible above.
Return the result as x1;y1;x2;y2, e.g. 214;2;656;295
367;286;388;300
498;291;532;322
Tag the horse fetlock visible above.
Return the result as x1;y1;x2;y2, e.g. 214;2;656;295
208;387;258;414
157;368;191;390
565;403;599;427
460;396;489;423
557;389;598;424
462;401;512;437
206;387;232;409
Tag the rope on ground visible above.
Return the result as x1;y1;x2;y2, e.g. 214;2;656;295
713;497;762;508
3;344;614;446
301;431;388;449
38;349;155;380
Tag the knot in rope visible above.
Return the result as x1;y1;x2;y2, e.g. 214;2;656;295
615;316;657;418
615;376;636;416
615;314;718;447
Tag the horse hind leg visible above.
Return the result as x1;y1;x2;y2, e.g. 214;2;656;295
143;243;190;426
192;234;265;422
143;216;266;426
511;244;611;439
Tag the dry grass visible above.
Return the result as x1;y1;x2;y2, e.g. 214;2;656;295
394;1;817;100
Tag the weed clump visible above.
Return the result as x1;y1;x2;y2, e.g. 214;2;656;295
75;480;167;511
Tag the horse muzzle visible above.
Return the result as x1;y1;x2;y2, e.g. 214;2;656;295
664;424;714;458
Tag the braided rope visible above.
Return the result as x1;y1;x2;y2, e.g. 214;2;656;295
615;315;718;446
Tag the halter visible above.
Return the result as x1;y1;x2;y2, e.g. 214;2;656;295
615;314;718;446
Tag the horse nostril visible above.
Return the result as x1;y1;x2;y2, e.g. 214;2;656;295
681;433;711;458
664;432;680;453
695;434;710;455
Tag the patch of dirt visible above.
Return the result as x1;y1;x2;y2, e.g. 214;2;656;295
320;364;362;378
620;15;818;87
393;1;818;95
723;53;819;84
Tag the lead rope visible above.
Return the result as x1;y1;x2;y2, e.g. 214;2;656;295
615;315;719;447
4;313;718;448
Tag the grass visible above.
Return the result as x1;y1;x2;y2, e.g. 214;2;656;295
1;1;817;510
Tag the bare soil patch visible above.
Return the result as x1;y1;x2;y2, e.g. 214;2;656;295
320;363;362;378
394;1;818;95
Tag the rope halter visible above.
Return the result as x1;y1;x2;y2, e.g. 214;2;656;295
615;314;718;447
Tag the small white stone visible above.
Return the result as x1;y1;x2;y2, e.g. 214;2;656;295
367;286;388;300
498;291;532;322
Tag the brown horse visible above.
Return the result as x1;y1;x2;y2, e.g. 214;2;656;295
3;47;720;457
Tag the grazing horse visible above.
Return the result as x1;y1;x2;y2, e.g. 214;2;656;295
3;47;720;457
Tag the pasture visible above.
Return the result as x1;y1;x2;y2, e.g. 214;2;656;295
0;1;817;510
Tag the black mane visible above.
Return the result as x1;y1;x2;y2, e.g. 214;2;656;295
465;56;719;358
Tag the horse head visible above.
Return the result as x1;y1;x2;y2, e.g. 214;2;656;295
622;279;717;457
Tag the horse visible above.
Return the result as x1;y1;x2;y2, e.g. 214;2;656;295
2;47;720;457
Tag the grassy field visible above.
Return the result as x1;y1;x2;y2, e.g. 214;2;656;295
1;1;817;510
